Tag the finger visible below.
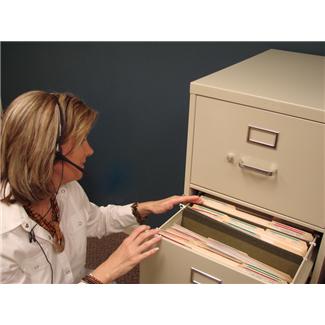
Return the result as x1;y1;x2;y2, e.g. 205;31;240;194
187;195;204;204
170;195;203;206
127;225;151;241
138;234;162;253
183;195;202;203
134;228;160;245
138;247;160;263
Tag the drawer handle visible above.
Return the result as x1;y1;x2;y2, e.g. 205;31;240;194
190;267;223;284
239;160;276;176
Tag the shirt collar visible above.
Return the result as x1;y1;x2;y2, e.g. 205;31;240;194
0;201;57;244
0;201;29;235
0;183;68;240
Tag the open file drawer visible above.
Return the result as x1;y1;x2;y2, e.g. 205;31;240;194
140;202;319;284
140;49;325;283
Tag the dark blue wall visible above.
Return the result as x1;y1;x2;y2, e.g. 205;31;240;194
2;42;324;227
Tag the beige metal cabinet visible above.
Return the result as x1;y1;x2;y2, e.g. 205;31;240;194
140;49;325;284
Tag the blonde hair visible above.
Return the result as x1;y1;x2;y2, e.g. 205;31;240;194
0;90;97;205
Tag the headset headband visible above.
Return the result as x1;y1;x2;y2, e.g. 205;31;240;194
55;95;72;153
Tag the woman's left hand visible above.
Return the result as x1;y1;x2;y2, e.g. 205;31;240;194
137;195;203;218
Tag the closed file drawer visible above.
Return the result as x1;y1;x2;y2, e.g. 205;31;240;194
191;96;325;228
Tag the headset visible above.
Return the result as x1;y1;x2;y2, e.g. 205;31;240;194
27;94;85;283
54;96;85;174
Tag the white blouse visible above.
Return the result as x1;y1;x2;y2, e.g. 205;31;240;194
0;181;138;283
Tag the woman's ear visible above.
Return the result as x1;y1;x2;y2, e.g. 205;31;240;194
60;138;76;156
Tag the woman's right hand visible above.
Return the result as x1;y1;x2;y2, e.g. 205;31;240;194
91;225;161;283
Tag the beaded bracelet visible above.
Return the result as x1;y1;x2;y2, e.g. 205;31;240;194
82;273;103;284
131;202;146;225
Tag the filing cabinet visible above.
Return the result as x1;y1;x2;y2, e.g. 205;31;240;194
140;49;325;283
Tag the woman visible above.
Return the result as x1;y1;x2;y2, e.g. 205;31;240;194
0;90;202;284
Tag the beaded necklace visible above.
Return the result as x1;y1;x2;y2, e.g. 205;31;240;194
24;197;65;253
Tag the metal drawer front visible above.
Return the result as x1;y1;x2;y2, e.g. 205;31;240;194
140;237;262;284
191;96;325;228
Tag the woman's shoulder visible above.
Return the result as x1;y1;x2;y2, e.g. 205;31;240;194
0;198;25;236
60;180;81;192
57;181;89;204
61;181;85;195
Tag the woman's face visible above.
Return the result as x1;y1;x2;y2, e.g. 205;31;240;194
53;137;94;186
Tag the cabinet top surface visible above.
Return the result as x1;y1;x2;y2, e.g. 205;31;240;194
191;50;325;120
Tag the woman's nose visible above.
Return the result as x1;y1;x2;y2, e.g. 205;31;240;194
85;140;94;157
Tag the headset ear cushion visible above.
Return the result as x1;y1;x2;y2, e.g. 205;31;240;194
55;151;63;161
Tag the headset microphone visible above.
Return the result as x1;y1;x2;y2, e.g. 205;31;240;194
55;151;85;174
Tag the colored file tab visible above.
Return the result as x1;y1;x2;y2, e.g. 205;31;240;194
190;204;308;256
200;195;314;242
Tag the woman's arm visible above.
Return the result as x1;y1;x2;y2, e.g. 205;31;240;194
82;196;204;283
73;181;203;238
136;195;203;219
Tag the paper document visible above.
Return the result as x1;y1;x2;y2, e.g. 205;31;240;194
201;196;314;242
159;224;292;284
190;204;308;256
